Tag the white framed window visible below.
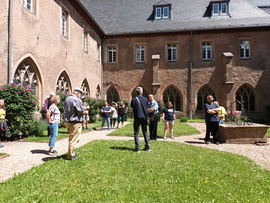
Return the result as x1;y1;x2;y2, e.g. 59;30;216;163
212;4;219;15
202;43;212;60
163;7;169;18
108;47;116;63
23;0;33;12
167;44;177;61
221;3;227;14
83;31;88;52
240;41;250;59
62;10;67;37
155;7;161;19
136;46;145;62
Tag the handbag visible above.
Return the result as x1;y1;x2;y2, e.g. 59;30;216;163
136;97;150;125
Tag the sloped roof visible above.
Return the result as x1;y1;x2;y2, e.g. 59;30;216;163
247;0;270;7
78;0;270;35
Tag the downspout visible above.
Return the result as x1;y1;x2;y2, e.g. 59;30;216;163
101;35;105;100
8;0;13;84
189;31;193;119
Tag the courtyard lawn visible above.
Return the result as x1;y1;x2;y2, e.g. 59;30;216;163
0;140;270;202
108;122;200;137
23;121;102;142
0;153;6;157
268;128;270;137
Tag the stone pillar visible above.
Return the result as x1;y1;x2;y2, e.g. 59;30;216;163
223;52;234;110
151;54;160;99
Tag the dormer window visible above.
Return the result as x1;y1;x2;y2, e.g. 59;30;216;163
153;1;171;20
211;1;229;16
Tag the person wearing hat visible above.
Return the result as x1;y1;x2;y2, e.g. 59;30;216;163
64;87;88;160
44;92;55;137
110;102;118;129
130;86;150;152
81;96;90;130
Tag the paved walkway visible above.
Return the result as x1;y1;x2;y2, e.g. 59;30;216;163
0;122;269;182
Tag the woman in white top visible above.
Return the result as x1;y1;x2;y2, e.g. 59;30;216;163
46;95;61;155
110;102;118;129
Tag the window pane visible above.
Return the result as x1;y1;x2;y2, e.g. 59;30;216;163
221;4;227;13
163;7;169;18
213;4;219;14
156;8;161;18
141;50;144;61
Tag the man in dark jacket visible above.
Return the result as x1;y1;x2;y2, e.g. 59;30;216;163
131;87;150;152
205;95;220;145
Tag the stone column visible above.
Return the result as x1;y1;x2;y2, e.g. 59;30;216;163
151;54;160;99
223;52;234;111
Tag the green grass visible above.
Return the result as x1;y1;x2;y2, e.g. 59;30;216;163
187;119;205;123
23;122;102;142
268;128;270;138
1;140;270;202
0;153;6;157
109;121;200;137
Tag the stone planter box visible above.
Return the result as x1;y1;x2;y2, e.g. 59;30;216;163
218;123;269;144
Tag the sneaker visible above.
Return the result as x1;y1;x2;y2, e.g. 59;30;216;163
49;149;59;155
143;148;151;152
0;144;4;148
205;141;210;145
67;156;78;161
134;149;140;152
164;137;167;140
86;127;89;130
171;136;174;139
215;142;220;145
82;127;85;130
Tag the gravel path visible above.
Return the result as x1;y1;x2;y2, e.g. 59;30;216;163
0;122;269;182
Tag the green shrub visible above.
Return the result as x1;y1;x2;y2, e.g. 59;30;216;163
0;84;39;138
180;117;188;122
86;98;105;122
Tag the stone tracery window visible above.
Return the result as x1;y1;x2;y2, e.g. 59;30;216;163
197;86;216;111
56;72;71;93
163;86;181;111
235;85;255;111
106;86;119;104
13;62;38;96
81;79;90;97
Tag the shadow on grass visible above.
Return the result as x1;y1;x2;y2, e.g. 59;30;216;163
110;146;134;151
42;154;66;162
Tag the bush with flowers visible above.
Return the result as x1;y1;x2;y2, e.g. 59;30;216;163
0;83;39;138
157;99;165;117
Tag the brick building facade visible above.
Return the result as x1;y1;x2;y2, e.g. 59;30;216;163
1;0;270;119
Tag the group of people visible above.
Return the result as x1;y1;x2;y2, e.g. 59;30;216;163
1;86;225;159
45;88;88;160
100;101;128;131
130;87;176;152
44;86;177;156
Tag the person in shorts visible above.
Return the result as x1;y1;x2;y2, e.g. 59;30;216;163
81;96;90;130
162;101;176;139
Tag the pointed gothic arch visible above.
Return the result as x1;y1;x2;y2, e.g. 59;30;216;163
235;84;256;111
106;86;119;104
131;85;149;99
162;85;182;111
13;56;42;102
56;70;72;94
196;85;216;111
80;79;90;97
